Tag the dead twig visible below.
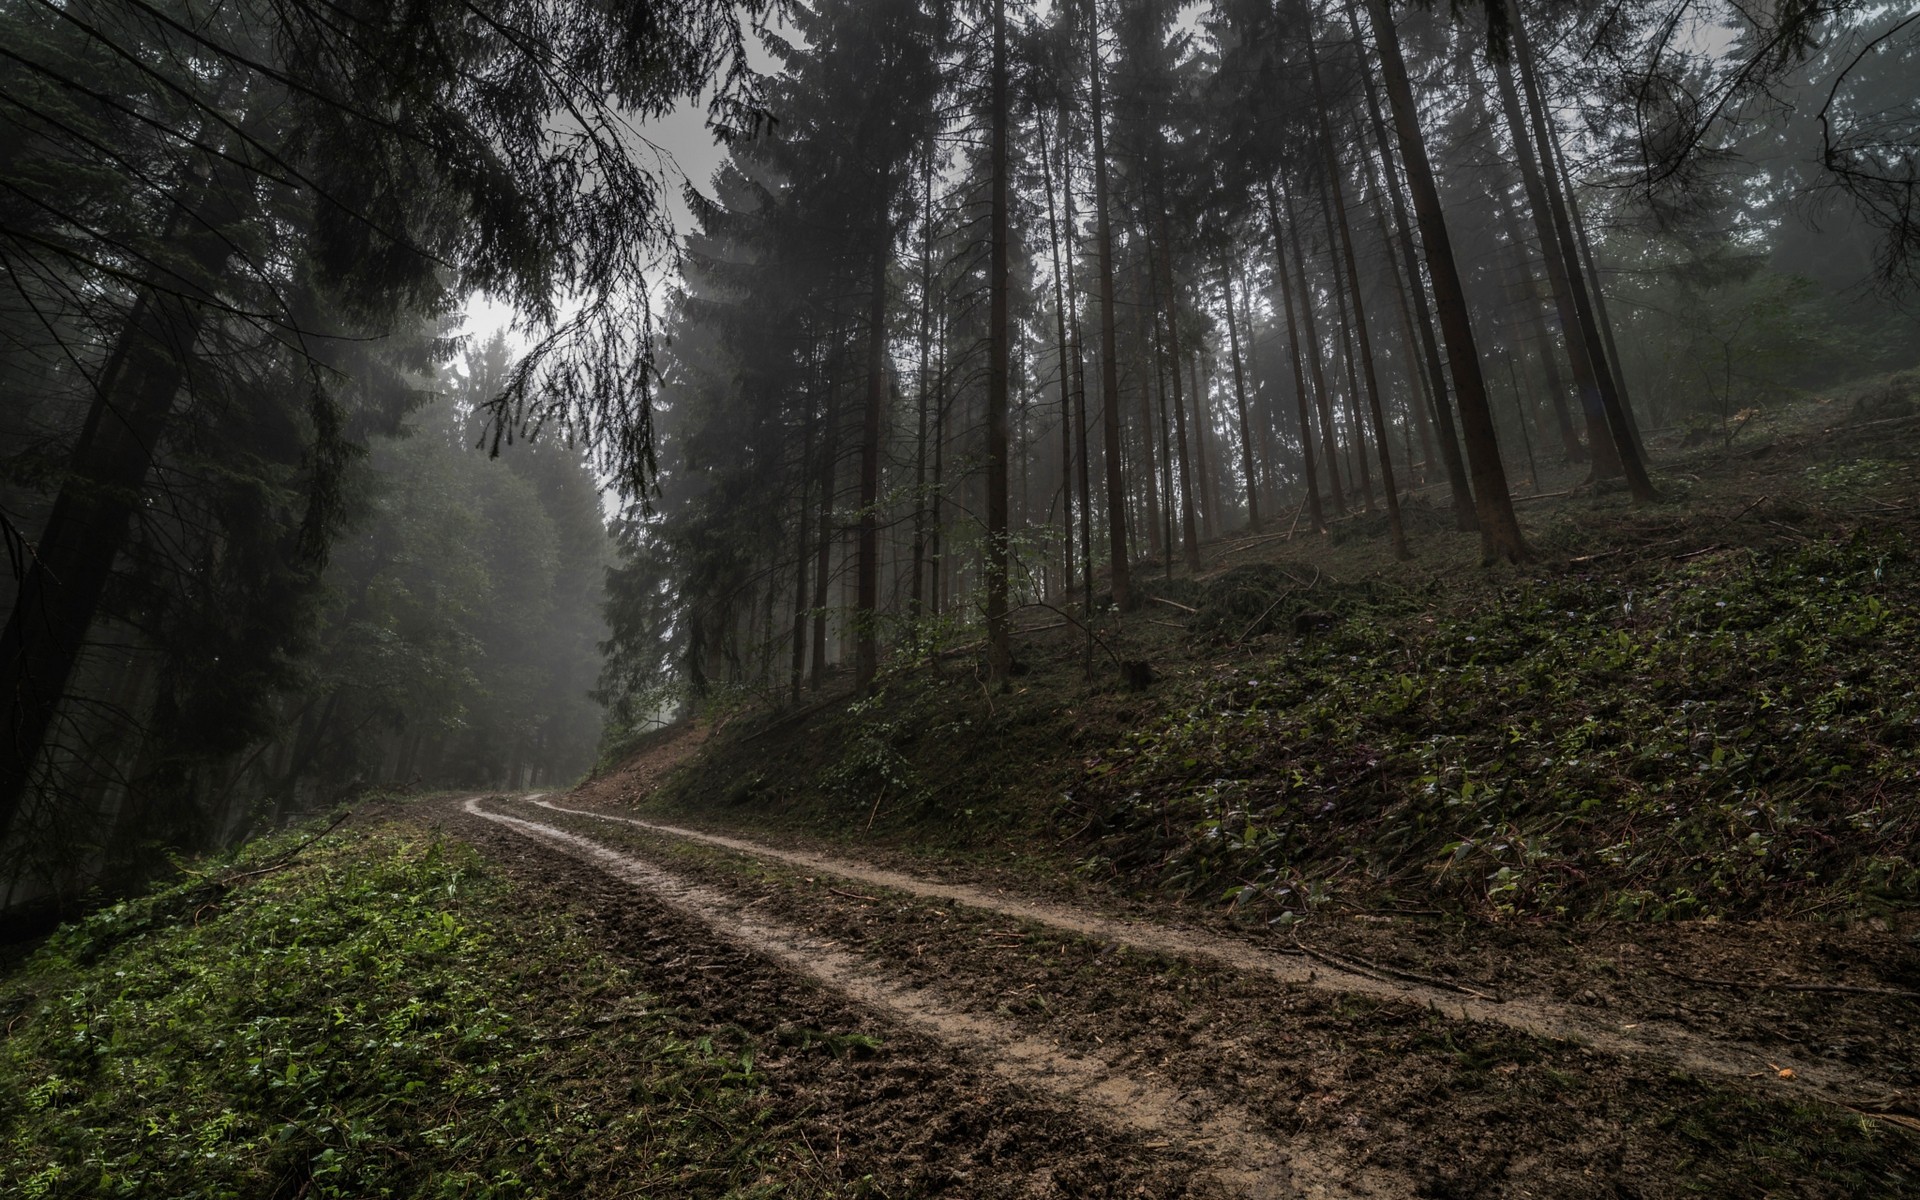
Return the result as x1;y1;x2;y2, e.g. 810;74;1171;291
1649;964;1920;1000
1567;549;1627;566
1842;1106;1920;1136
1671;543;1729;562
1237;588;1297;643
220;810;351;887
1293;937;1501;1002
1220;523;1300;557
829;886;881;903
1147;595;1199;615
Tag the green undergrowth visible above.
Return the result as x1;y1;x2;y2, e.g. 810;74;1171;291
1085;527;1920;920
635;397;1920;924
0;822;803;1199
648;521;1918;923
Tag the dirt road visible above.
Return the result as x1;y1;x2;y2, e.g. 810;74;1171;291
421;754;1919;1197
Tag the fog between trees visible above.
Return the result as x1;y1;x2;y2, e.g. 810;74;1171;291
2;0;1914;922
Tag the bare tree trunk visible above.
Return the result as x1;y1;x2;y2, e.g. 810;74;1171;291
1221;267;1261;530
810;363;843;690
985;0;1012;686
1549;121;1643;451
1363;0;1528;562
1490;163;1584;463
929;309;949;619
1491;45;1621;478
0;160;246;837
792;353;817;702
1041;114;1075;596
1265;184;1327;533
1343;0;1476;530
1156;223;1202;573
1320;129;1411;558
1088;0;1132;610
1360;151;1437;481
1062;103;1096;641
855;232;889;694
1283;185;1348;515
1150;320;1176;578
910;153;935;619
1509;1;1654;501
1130;265;1165;560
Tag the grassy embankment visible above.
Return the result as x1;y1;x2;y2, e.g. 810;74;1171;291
639;381;1920;925
0;822;818;1199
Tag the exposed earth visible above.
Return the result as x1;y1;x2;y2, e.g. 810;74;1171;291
398;727;1919;1197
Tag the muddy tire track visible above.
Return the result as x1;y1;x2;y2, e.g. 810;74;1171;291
462;796;1410;1200
523;796;1910;1103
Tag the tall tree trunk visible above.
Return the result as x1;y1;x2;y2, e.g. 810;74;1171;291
1363;0;1528;562
1491;45;1622;478
1360;151;1437;481
985;0;1012;686
1344;0;1476;530
792;354;817;702
1332;276;1374;509
1087;0;1132;610
1131;264;1165;560
1283;186;1348;515
1320;170;1375;512
1321;133;1411;558
1490;165;1584;463
855;232;889;695
1041;115;1075;596
1509;1;1654;500
1150;321;1176;577
810;365;843;690
1157;230;1202;573
1062;97;1096;645
0;162;245;838
1264;185;1327;533
1221;267;1261;530
910;152;935;618
1189;351;1222;540
929;310;949;619
1549;121;1643;450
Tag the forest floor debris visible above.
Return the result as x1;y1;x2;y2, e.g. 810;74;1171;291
532;396;1920;1193
448;787;1917;1196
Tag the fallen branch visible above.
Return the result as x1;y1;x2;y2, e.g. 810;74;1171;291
1293;937;1501;1002
1236;588;1297;643
1671;543;1729;562
829;886;881;903
1510;487;1578;505
220;810;351;887
1649;964;1920;1000
1842;1106;1920;1135
740;692;854;743
1221;525;1298;557
1011;599;1125;672
1147;595;1198;615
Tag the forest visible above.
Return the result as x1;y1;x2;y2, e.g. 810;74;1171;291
2;0;1918;1194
